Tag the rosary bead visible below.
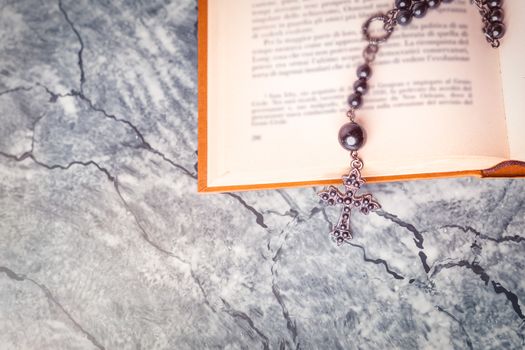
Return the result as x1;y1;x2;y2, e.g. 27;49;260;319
412;2;428;18
427;0;441;9
338;122;365;151
487;0;502;9
489;8;504;22
441;0;453;2
356;64;372;79
487;21;505;39
396;9;412;25
395;0;411;9
347;92;362;108
353;78;368;94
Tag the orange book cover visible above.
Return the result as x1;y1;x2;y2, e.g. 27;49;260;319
197;0;525;193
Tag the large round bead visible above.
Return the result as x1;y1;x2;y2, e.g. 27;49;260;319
338;122;365;151
427;0;441;9
396;9;412;25
487;21;505;39
487;0;502;9
489;8;504;22
412;2;428;18
395;0;411;9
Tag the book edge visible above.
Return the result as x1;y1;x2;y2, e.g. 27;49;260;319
197;0;209;193
197;160;525;193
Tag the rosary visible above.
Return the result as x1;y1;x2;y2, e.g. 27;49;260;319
317;0;506;246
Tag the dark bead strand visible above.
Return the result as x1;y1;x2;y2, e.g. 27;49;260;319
347;65;371;110
487;21;505;39
442;0;453;3
353;79;368;94
487;0;502;9
347;93;362;109
427;0;441;9
489;8;504;22
412;2;428;18
349;64;373;109
395;0;411;9
396;10;412;25
356;64;372;79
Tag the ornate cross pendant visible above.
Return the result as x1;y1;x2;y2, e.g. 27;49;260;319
317;153;380;245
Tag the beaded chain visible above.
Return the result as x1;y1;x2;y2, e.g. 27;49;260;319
317;0;506;246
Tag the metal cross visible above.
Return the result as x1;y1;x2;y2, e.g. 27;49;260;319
317;155;380;245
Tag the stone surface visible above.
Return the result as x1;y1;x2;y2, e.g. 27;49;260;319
0;1;524;349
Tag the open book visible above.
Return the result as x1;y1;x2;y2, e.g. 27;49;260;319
198;0;525;193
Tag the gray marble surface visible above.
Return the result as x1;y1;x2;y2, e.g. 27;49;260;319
1;1;524;349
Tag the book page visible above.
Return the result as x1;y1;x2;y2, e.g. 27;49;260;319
207;0;509;186
499;0;525;161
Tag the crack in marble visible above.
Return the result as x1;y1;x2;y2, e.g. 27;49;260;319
262;208;300;222
498;197;525;237
418;251;431;273
112;179;187;264
224;192;268;229
36;82;74;102
269;216;298;264
0;95;114;183
271;284;300;349
493;181;510;209
319;207;333;232
436;224;525;244
58;0;85;92
0;82;265;320
45;1;198;180
310;188;334;230
435;305;473;350
268;215;301;349
74;91;197;179
374;209;433;277
308;206;322;219
31;83;197;180
0;266;105;350
7;80;197;183
431;260;525;321
220;298;270;350
316;204;405;281
0;86;32;96
0;151;115;182
190;270;216;313
492;281;525;321
375;210;425;249
431;260;490;284
0;151;217;319
277;189;306;221
112;178;220;315
345;242;405;280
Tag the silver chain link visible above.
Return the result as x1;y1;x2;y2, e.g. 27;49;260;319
362;2;500;49
348;0;501;121
383;8;400;34
471;0;500;48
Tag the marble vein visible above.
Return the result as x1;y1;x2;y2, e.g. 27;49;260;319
0;266;105;350
1;0;525;349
